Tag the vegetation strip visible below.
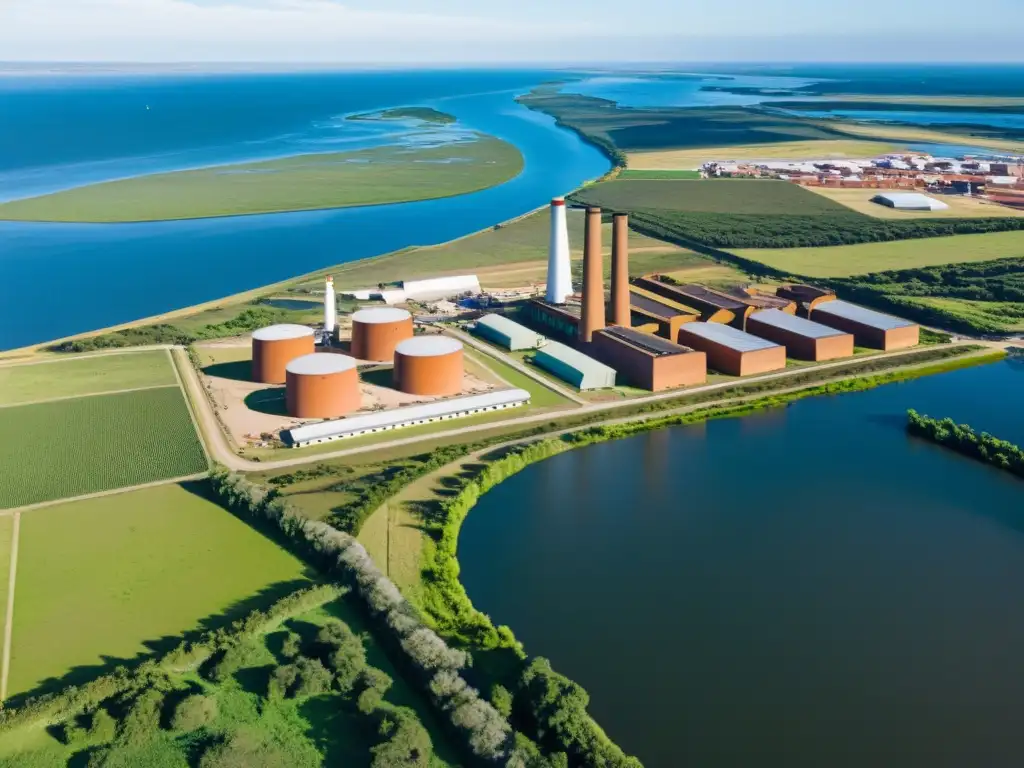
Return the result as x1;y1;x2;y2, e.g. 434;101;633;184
907;410;1024;476
0;513;19;702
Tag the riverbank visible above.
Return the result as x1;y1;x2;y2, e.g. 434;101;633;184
907;409;1024;477
0;135;524;223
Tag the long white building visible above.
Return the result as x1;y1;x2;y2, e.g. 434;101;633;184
285;388;531;447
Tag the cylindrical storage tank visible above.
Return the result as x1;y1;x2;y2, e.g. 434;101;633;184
350;308;414;362
394;336;464;396
252;324;315;384
285;353;360;419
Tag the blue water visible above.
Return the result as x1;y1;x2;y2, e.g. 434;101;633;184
0;70;610;349
792;108;1024;132
561;73;820;108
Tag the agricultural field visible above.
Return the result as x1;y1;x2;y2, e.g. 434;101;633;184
0;135;524;223
6;482;314;698
807;187;1024;220
0;386;207;509
618;169;702;179
734;231;1024;278
0;350;176;405
626;139;900;170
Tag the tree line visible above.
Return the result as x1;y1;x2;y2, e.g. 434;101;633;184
907;409;1024;477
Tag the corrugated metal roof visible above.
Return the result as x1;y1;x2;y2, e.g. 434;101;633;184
286;353;358;375
535;341;615;376
814;300;915;331
475;315;544;348
681;322;780;352
252;324;314;341
287;388;531;444
750;309;847;340
872;192;949;210
402;275;481;299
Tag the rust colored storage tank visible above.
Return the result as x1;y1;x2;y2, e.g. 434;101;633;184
350;307;414;362
393;336;464;396
251;324;315;384
285;353;360;419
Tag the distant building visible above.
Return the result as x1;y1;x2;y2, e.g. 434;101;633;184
810;300;919;351
871;192;950;211
747;309;854;362
676;322;786;377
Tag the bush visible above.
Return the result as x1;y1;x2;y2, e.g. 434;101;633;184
88;708;117;743
170;694;218;732
116;690;165;746
370;708;433;768
490;684;513;718
313;620;367;693
199;729;292;768
907;409;1024;476
279;631;302;660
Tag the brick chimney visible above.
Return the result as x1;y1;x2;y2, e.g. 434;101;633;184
610;213;630;326
580;206;606;343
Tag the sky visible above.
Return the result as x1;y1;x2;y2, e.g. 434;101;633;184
2;0;1023;63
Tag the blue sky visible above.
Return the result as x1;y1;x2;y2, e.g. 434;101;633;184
2;0;1022;62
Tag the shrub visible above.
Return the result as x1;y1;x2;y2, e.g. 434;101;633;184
116;690;165;746
279;631;302;660
199;729;292;768
370;708;433;768
170;694;218;732
490;684;513;718
88;708;117;743
313;620;367;693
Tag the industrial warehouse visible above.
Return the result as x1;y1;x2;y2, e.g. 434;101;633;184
809;300;921;350
677;322;787;376
746;309;855;362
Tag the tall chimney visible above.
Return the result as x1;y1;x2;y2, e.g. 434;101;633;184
610;213;630;326
546;198;573;304
324;275;336;335
580;206;605;343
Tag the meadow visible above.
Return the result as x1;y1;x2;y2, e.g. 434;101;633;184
626;139;900;170
733;231;1024;277
7;482;314;698
0;387;207;509
0;350;175;405
0;136;523;223
807;187;1024;220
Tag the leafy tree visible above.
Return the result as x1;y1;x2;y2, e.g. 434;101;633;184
170;694;218;732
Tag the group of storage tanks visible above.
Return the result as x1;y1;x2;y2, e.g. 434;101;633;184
250;307;465;419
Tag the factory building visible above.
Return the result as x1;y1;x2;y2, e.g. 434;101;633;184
677;322;786;376
524;299;580;342
350;307;414;362
724;287;797;314
628;286;700;341
632;278;744;326
251;324;316;384
474;314;545;351
747;309;854;362
810;300;920;350
533;341;616;390
285;353;360;419
775;284;837;314
871;192;950;211
591;326;706;391
285;388;531;447
394;336;464;396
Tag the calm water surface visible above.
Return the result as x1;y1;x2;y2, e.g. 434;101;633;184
460;360;1024;767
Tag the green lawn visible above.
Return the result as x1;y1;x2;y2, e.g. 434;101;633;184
734;231;1024;278
0;350;176;406
0;136;523;223
7;482;314;697
0;387;207;509
618;170;702;179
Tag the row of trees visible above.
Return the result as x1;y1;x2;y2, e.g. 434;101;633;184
207;470;522;766
907;409;1024;476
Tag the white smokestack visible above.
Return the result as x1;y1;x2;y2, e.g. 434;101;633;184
324;275;336;334
546;198;573;304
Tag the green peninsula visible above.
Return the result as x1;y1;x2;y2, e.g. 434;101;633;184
0;134;523;223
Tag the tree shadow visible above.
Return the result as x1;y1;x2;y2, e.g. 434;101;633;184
300;695;373;767
202;361;252;382
245;387;288;416
235;664;276;698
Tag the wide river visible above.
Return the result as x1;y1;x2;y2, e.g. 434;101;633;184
0;69;610;350
460;359;1024;767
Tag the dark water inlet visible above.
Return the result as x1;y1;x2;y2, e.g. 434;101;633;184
459;360;1024;768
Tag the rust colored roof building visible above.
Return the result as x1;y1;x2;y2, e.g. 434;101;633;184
524;299;581;343
251;324;315;384
628;286;700;342
810;300;919;351
633;277;744;326
747;309;854;362
394;336;464;396
285;353;360;419
677;322;786;377
591;326;706;391
776;284;836;314
350;307;413;362
724;287;797;314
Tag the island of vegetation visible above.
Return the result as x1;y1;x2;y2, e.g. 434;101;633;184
907;409;1024;476
348;106;457;124
0;133;523;223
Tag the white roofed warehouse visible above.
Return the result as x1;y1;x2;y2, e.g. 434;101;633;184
474;314;545;351
533;342;616;390
676;322;786;376
871;193;950;211
746;309;854;362
810;300;920;351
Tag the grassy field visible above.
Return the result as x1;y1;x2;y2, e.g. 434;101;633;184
0;387;207;509
7;482;313;697
575;178;850;215
826;120;1024;154
807;187;1024;219
626;139;900;169
734;231;1024;277
618;169;703;179
0;350;176;405
901;296;1024;332
0;136;523;223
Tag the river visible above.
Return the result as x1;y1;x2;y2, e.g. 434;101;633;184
0;69;610;350
459;359;1024;767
